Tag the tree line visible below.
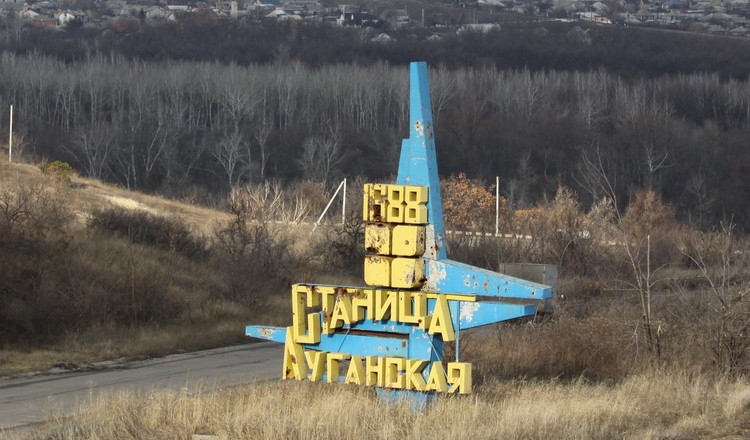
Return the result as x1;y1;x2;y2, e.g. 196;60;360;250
3;52;750;229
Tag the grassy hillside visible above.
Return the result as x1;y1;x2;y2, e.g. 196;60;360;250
0;158;298;375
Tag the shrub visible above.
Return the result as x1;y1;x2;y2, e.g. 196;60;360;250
39;160;74;183
89;208;209;260
314;211;364;276
213;194;304;306
442;173;501;232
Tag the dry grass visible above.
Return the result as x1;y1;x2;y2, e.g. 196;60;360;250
0;158;231;236
10;371;750;440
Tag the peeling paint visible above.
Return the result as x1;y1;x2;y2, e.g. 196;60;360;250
460;303;481;323
423;260;447;291
258;328;276;339
424;224;438;260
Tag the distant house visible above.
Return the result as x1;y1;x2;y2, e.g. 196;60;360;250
20;8;40;20
634;9;656;22
337;11;378;26
166;5;191;12
381;9;409;28
56;10;80;26
457;23;501;33
729;25;750;36
27;16;57;27
706;24;727;34
145;6;168;20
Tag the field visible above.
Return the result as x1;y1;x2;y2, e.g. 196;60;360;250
10;372;750;439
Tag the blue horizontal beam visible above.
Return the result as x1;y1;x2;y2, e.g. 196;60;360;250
245;325;286;343
423;259;553;300
314;332;409;357
456;302;538;329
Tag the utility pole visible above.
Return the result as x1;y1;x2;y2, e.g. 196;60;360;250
495;176;500;236
8;105;12;162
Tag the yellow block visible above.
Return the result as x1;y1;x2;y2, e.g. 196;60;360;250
386;185;405;223
404;185;428;224
391;225;425;256
390;257;425;289
364;255;392;287
364;223;392;255
363;183;389;222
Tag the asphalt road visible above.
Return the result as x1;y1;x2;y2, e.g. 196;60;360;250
0;342;283;432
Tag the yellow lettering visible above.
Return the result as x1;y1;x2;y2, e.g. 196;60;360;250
351;289;374;322
425;362;448;392
319;287;337;334
345;355;365;385
292;285;320;344
282;327;306;380
405;359;428;391
386;185;405;223
428;294;455;341
398;291;428;325
304;350;326;382
384;357;407;389
330;293;353;329
373;290;398;321
403;185;428;224
365;355;385;387
326;352;350;383
362;183;371;221
447;362;472;394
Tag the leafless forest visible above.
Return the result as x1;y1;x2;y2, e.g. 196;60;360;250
3;52;750;229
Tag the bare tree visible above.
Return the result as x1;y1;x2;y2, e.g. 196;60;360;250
578;148;672;360
642;143;673;191
297;125;342;185
575;144;618;205
685;172;716;229
64;123;114;179
676;223;750;375
252;87;273;181
213;131;252;189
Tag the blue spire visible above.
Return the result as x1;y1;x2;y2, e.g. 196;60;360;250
397;62;447;261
